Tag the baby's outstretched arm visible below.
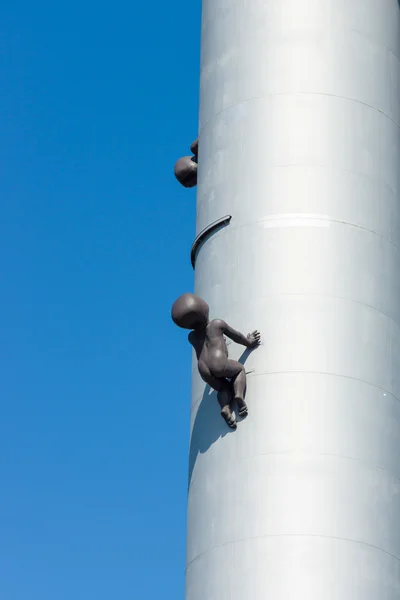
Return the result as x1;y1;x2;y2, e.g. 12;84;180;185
218;320;261;348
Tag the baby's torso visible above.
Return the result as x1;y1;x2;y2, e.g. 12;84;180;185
189;321;228;363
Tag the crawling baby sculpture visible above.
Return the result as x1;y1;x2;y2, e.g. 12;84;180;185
171;293;260;429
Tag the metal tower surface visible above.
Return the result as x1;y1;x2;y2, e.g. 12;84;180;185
186;1;400;598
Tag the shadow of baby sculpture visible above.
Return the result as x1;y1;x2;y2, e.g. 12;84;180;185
171;293;260;430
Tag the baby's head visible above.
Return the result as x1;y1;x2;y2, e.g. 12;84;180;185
174;138;199;188
171;293;209;330
174;156;198;188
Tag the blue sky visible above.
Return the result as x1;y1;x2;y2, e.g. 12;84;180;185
0;1;200;597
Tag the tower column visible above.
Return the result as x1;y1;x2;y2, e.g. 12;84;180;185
187;1;400;598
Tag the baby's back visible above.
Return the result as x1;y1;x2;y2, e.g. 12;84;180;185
189;320;228;364
206;320;228;353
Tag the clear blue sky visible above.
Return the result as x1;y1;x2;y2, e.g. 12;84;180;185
0;1;200;598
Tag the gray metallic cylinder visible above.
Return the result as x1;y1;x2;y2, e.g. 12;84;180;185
186;1;400;598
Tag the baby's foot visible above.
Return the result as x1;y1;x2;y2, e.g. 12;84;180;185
236;397;248;418
221;406;237;430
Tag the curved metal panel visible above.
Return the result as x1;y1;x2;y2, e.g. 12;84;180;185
190;215;231;268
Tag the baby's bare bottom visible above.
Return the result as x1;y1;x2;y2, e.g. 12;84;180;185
210;359;247;416
199;359;248;420
197;366;235;428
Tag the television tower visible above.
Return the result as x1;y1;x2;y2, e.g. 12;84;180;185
184;1;400;598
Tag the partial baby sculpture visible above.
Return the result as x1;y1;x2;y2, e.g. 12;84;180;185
171;293;260;429
174;138;199;188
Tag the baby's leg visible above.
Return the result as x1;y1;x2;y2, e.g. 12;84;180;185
217;382;237;430
200;370;237;429
220;360;248;417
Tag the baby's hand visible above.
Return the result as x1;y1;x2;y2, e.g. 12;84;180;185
247;330;261;348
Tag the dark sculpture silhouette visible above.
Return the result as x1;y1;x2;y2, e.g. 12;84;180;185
174;138;198;188
171;293;260;429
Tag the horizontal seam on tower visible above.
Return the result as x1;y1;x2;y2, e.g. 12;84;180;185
185;534;400;573
298;451;400;483
223;216;400;254
199;91;400;135
196;162;397;197
247;371;399;404
188;449;400;493
265;217;398;251
233;291;400;328
190;369;400;417
200;21;400;62
251;451;400;485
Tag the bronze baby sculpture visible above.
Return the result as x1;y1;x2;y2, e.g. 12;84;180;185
174;138;198;188
172;293;260;429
